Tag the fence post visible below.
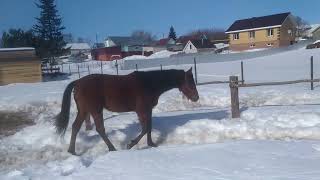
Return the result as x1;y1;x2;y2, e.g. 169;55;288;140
87;65;90;75
229;76;240;118
61;64;63;73
311;56;314;90
160;64;163;71
77;65;80;78
241;61;244;84
136;64;138;71
115;59;119;75
194;57;198;84
69;64;71;75
100;61;103;74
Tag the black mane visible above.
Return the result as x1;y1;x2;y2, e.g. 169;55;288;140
135;69;185;94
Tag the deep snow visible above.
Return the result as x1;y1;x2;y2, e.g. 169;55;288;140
1;47;320;179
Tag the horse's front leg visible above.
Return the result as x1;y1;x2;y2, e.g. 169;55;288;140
147;113;157;147
127;108;157;149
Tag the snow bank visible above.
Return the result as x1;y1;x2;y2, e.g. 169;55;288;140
1;47;320;179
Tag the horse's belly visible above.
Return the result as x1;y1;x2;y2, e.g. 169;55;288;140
104;97;135;112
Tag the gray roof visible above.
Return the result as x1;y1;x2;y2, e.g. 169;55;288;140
107;36;151;46
226;12;291;32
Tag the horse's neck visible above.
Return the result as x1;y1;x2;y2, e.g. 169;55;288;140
155;75;181;96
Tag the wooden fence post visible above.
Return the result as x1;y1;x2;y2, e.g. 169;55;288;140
241;61;244;84
160;64;163;71
100;61;103;74
311;56;314;90
194;57;198;84
87;65;90;75
115;59;119;75
136;64;138;71
77;65;80;78
61;64;63;73
229;76;240;118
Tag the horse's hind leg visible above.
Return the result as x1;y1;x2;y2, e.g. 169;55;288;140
68;111;87;155
91;111;116;151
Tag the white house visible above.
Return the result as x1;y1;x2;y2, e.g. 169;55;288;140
182;39;216;54
65;43;91;55
183;40;198;54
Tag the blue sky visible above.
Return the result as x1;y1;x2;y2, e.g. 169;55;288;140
1;0;319;42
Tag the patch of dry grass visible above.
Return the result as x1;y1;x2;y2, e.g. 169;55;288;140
0;111;34;138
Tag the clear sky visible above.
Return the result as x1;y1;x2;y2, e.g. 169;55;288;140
1;0;319;42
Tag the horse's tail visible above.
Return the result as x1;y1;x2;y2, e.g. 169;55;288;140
55;80;77;137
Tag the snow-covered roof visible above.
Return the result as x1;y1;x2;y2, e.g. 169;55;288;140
0;47;35;52
214;43;229;50
305;24;320;37
65;43;91;50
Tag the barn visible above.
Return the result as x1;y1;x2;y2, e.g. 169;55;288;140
0;47;42;85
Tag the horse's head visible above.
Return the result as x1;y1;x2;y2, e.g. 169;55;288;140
179;68;199;102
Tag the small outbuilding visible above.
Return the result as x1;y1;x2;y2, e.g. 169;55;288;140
65;43;91;55
0;47;42;85
183;39;216;54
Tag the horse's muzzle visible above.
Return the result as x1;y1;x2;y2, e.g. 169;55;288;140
190;94;199;102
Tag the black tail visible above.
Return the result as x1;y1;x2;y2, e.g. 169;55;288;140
55;81;76;137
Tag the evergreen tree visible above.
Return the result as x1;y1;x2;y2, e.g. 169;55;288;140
1;29;36;48
168;26;177;40
33;0;69;64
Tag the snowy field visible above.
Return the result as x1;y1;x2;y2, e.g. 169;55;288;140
1;47;320;179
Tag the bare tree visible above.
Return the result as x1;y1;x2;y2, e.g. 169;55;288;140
294;16;310;37
184;28;228;41
131;30;156;43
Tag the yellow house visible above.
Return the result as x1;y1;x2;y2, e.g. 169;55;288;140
226;12;297;51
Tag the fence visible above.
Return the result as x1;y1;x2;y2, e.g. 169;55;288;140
120;40;311;70
51;60;119;78
196;56;317;118
49;53;318;120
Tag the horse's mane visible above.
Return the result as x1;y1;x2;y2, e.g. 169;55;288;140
134;69;185;93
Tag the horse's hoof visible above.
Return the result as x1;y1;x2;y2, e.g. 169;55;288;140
68;149;77;155
85;125;93;131
127;144;133;149
148;142;158;147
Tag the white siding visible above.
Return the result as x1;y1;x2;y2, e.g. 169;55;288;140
105;39;116;47
183;41;198;54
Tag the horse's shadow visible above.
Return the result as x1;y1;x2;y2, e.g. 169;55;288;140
78;107;248;151
111;108;233;149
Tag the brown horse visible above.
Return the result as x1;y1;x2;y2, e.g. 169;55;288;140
55;68;199;155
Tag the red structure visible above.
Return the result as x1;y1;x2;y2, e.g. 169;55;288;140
91;46;153;61
91;47;122;61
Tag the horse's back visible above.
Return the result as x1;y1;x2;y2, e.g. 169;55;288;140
74;74;139;112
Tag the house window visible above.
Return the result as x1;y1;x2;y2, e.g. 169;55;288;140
267;28;274;37
233;33;239;40
190;44;192;49
249;31;255;39
250;44;255;48
267;43;273;47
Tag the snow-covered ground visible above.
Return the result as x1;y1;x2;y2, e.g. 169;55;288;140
1;48;320;179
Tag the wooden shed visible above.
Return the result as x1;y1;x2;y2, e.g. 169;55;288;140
0;48;42;85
